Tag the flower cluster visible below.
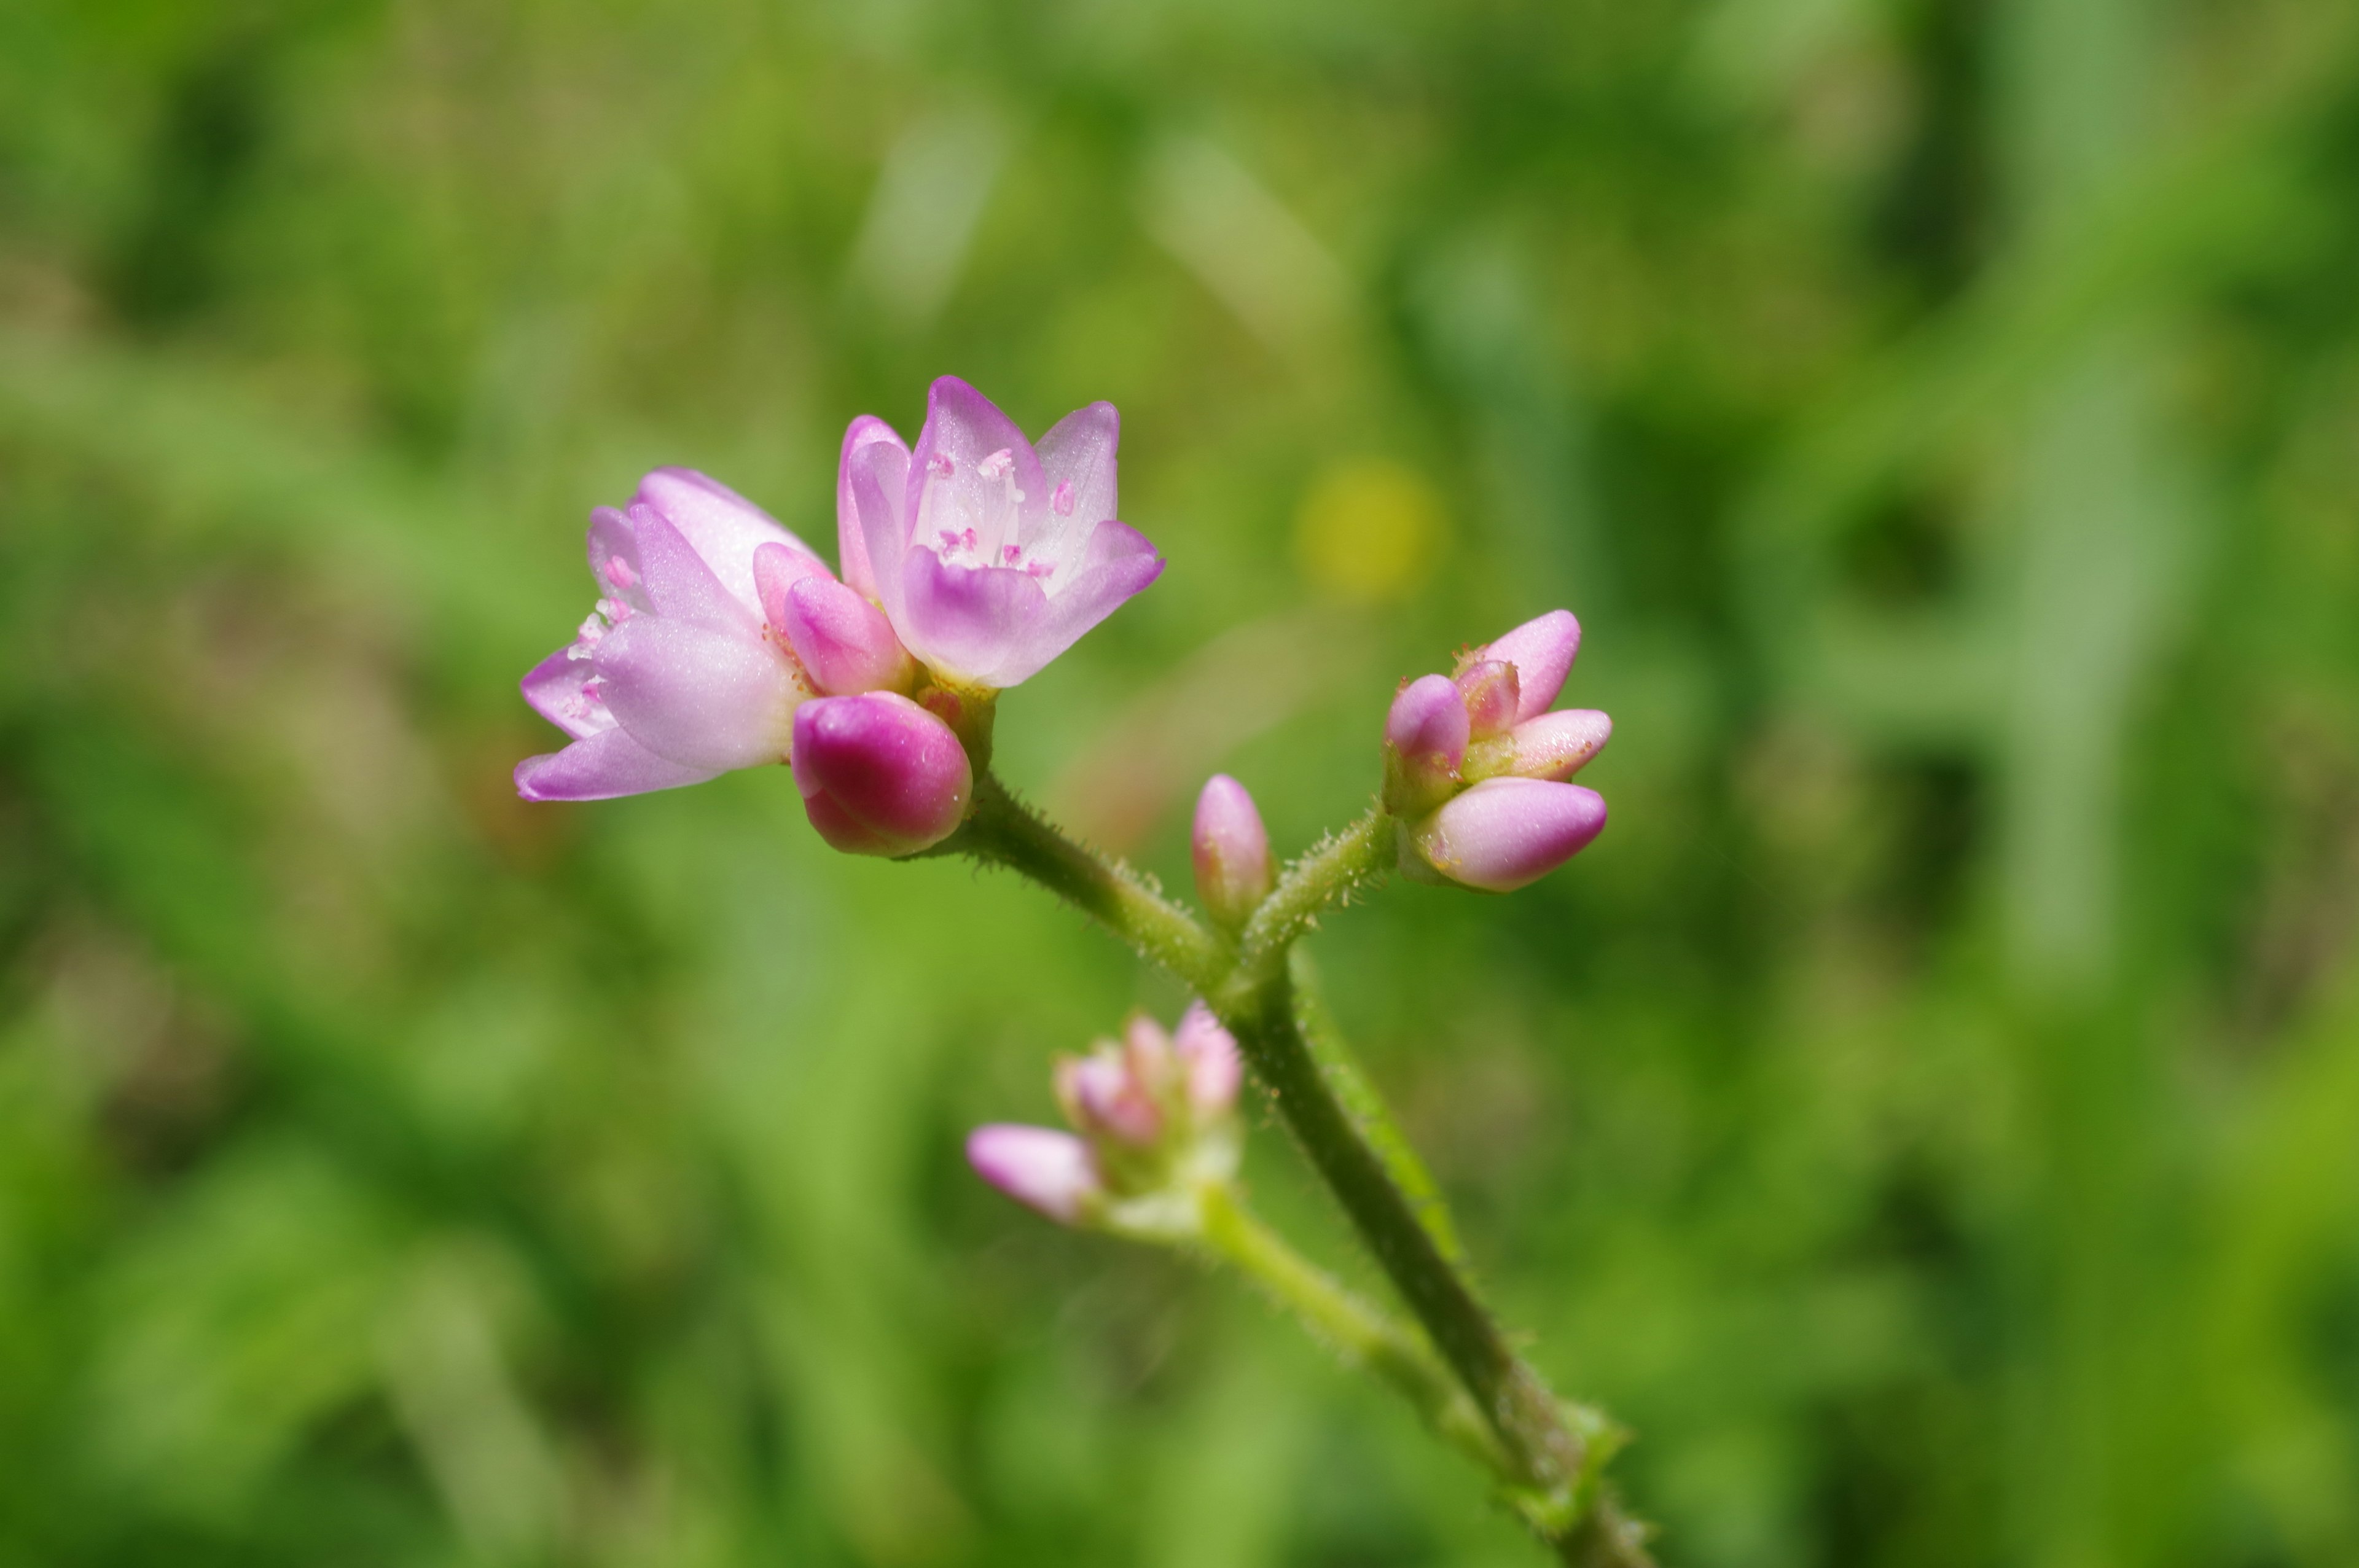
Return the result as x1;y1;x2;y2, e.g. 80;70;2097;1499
967;1004;1243;1238
1382;610;1611;892
516;378;1162;856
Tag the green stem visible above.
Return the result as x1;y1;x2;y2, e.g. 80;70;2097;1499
949;772;1652;1566
1197;1184;1505;1474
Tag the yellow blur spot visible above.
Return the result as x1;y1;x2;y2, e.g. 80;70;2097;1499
1294;458;1443;602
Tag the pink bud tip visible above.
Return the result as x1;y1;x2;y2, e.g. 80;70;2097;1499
1479;610;1581;722
1508;709;1612;781
1057;1049;1165;1147
1173;1002;1243;1114
791;692;972;856
1455;659;1521;740
783;574;915;695
1407;777;1606;892
967;1125;1098;1223
1192;774;1275;929
1383;673;1469;814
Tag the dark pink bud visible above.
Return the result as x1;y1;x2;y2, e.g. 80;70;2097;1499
1478;610;1580;722
783;574;915;695
1383;673;1469;815
1405;777;1606;892
1508;709;1612;781
1455;659;1521;740
1192;774;1275;929
967;1125;1099;1223
791;692;972;856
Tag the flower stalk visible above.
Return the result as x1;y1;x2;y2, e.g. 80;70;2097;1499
945;770;1652;1566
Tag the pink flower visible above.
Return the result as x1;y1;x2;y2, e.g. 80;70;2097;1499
516;468;920;803
835;378;1165;690
974;1004;1245;1231
791;692;973;856
1382;609;1613;890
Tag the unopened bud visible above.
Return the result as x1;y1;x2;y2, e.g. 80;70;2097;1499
1455;659;1521;740
1172;1001;1243;1114
1382;673;1469;815
967;1125;1099;1223
791;692;972;856
1403;776;1606;892
1057;1043;1165;1147
1192;774;1274;929
1507;708;1611;781
1472;610;1580;722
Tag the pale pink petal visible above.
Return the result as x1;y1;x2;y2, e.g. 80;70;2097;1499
753;540;834;633
521;647;612;741
835;416;908;601
592;617;802;770
905;376;1047;536
635;467;819;620
1410;778;1606;892
1028;400;1119;565
784;575;913;695
584;507;653;614
967;1125;1099;1224
1509;709;1612;781
851;437;914;625
514;727;719;802
630;511;764;633
987;520;1164;687
1173;1002;1243;1114
1481;610;1581;721
899;549;1049;687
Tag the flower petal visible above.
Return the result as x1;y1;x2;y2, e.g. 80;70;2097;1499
593;615;804;770
899;548;1049;687
630;510;763;633
850;435;913;626
1410;777;1606;892
1028;400;1119;566
966;1125;1098;1224
906;375;1047;546
635;467;820;620
753;540;834;634
514;727;719;801
1481;610;1581;721
522;646;613;741
835;416;908;601
987;520;1164;687
584;507;652;614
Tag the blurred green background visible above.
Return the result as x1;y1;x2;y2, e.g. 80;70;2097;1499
4;1;2358;1564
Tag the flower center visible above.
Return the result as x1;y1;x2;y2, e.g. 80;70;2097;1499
915;448;1056;580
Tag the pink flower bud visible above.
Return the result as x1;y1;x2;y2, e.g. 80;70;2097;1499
1508;708;1612;781
967;1125;1099;1223
1192;774;1275;929
1383;673;1469;814
1173;1002;1243;1114
791;692;972;856
1056;1047;1165;1147
1477;610;1580;722
1455;659;1521;740
782;574;916;695
1405;777;1606;892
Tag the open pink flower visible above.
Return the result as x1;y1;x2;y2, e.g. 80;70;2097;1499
516;468;908;802
835;377;1165;690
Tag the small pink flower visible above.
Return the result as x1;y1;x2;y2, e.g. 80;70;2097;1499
517;469;831;801
977;1004;1245;1230
1192;774;1275;929
967;1125;1100;1223
835;377;1165;690
1384;609;1611;890
791;692;972;856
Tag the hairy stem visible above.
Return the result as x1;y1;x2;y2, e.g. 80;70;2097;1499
1197;1184;1504;1474
952;771;1652;1565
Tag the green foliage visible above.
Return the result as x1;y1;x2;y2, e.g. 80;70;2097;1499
2;1;2358;1563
